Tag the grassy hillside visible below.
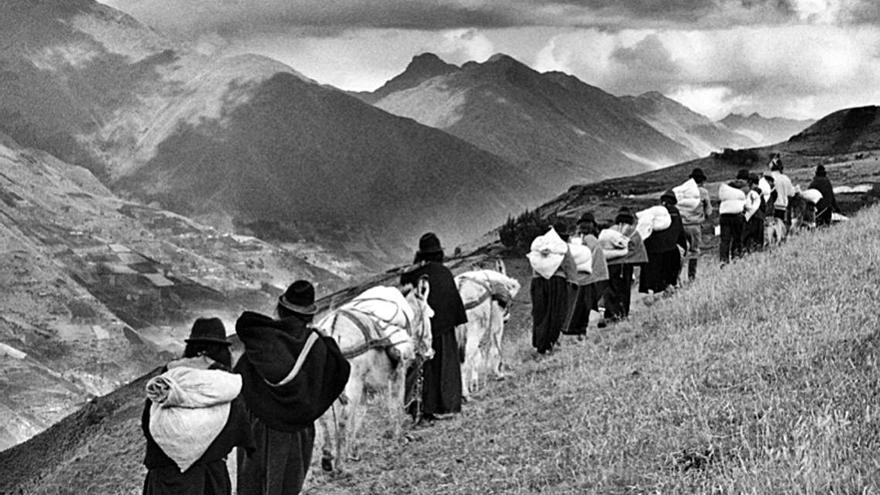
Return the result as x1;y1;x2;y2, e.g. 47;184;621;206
309;206;880;493
5;207;880;493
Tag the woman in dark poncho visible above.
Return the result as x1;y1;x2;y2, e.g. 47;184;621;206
141;318;254;495
401;232;468;420
639;191;688;294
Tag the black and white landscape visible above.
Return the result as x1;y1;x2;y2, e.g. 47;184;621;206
3;0;880;493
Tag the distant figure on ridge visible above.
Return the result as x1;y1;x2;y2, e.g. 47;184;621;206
742;173;766;253
768;155;795;231
677;168;712;281
401;233;468;421
718;170;749;264
235;281;350;495
639;191;687;294
141;317;254;495
809;165;839;227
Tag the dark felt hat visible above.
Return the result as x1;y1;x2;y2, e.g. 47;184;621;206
660;190;677;205
278;280;318;315
816;164;826;177
689;168;707;182
185;317;231;346
614;207;636;225
417;232;443;255
576;212;595;225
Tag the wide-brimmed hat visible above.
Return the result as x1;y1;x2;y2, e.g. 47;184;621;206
660;190;677;205
185;317;231;346
689;168;707;183
576;212;595;225
614;207;636;225
417;232;443;255
278;280;318;315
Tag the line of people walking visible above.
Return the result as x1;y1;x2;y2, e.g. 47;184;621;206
528;156;840;355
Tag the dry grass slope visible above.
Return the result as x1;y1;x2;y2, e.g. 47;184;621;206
313;205;880;494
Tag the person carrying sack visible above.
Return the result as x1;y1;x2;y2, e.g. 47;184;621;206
677;168;712;281
141;318;255;495
235;281;350;495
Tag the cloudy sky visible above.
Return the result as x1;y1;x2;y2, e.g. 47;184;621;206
100;0;880;120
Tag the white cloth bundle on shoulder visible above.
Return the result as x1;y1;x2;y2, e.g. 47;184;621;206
146;367;241;472
800;188;823;204
635;205;672;240
527;227;568;279
673;179;701;212
567;237;593;274
718;183;746;215
598;228;628;249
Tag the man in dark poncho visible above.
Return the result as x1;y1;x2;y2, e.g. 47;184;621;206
809;165;840;226
401;232;468;420
141;318;255;495
235;281;350;495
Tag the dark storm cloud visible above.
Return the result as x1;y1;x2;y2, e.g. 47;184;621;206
101;0;835;35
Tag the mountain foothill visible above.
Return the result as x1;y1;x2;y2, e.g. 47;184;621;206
0;0;829;458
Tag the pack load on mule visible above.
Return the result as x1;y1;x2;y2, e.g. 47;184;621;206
316;271;435;473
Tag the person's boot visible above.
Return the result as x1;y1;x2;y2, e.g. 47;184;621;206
688;258;698;281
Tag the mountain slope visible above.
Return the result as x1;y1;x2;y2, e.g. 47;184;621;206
718;112;815;146
0;0;535;269
623;91;756;156
781;106;880;155
363;53;697;192
0;132;341;451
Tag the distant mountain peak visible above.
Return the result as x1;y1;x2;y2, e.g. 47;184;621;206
404;52;458;77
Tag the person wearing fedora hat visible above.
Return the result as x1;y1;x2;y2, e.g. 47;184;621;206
809;164;839;227
141;317;254;495
564;213;609;338
640;192;688;294
401;232;467;421
680;169;713;281
276;280;318;320
235;279;349;495
602;207;647;322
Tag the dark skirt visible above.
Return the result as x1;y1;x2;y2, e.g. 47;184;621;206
604;264;634;321
565;282;608;335
531;276;569;353
411;327;462;416
236;417;315;495
639;250;680;293
143;462;231;495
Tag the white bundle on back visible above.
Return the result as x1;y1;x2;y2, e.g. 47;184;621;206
146;367;241;472
567;238;593;273
527;227;568;279
801;188;823;204
673;179;701;211
598;229;628;249
718;183;746;214
635;206;672;240
758;176;773;200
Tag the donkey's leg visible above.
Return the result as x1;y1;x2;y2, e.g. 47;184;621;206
318;406;338;472
386;361;407;438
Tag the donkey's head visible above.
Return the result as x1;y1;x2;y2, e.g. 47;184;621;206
403;275;434;360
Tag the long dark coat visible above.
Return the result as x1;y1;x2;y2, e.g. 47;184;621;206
401;261;468;415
